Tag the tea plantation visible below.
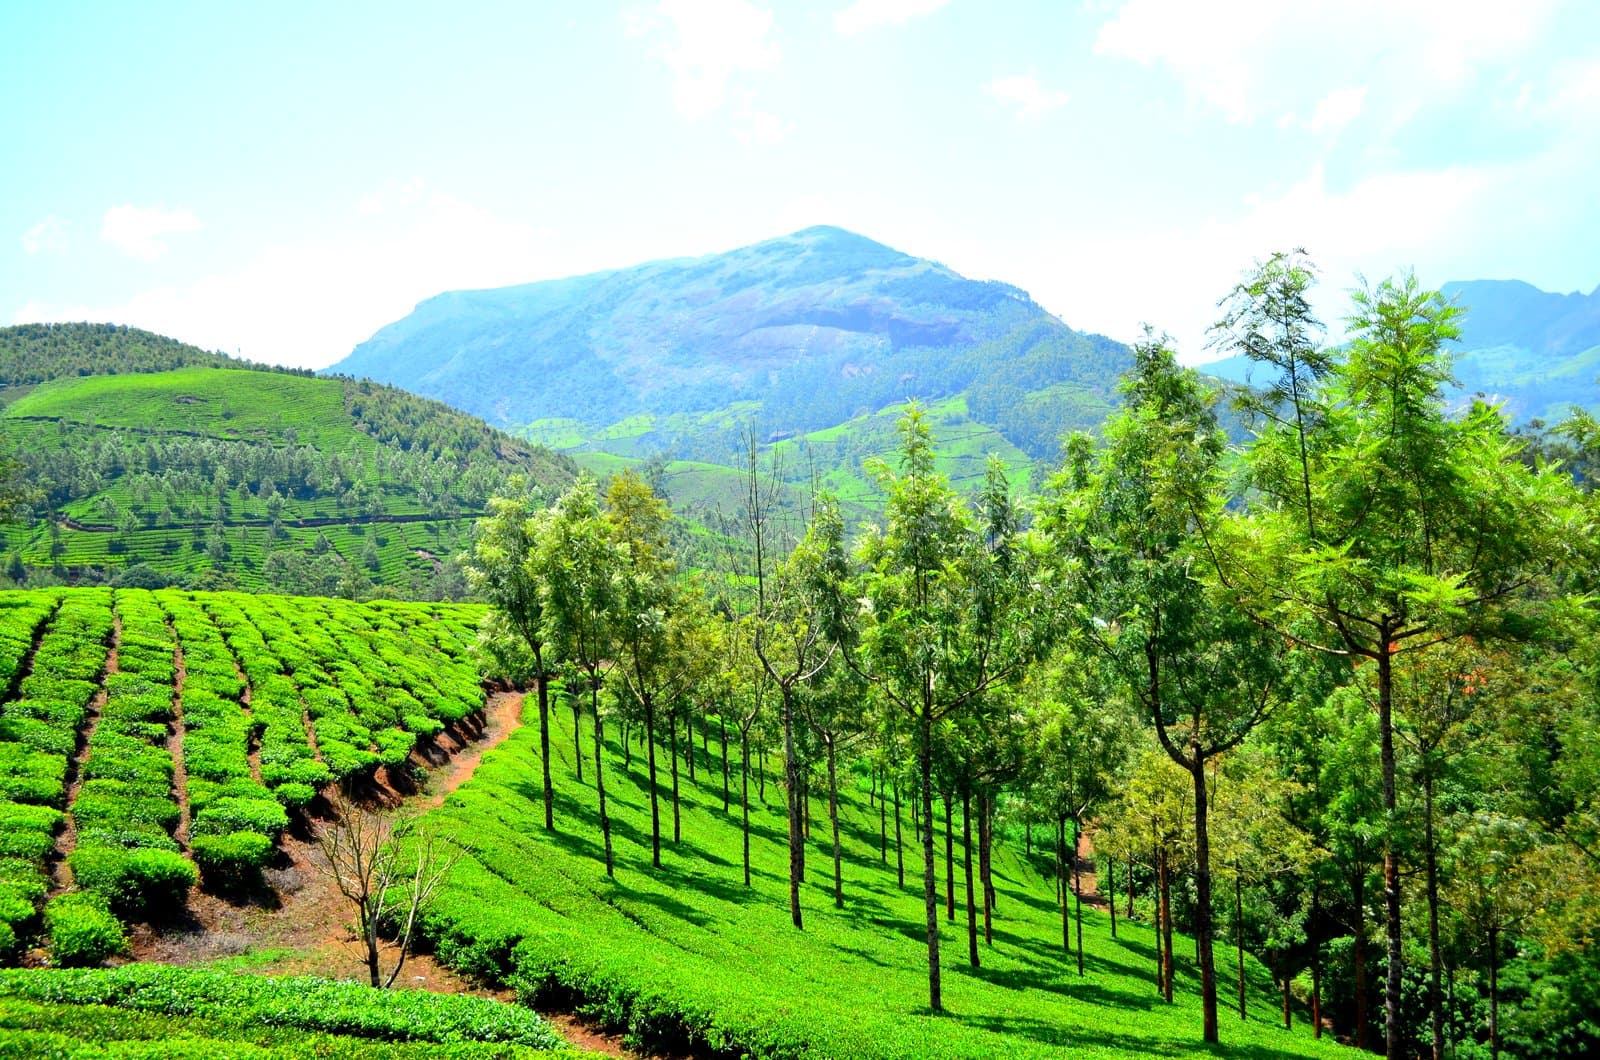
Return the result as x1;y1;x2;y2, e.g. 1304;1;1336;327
416;700;1353;1059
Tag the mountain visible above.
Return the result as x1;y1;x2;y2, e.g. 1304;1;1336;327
0;324;575;595
330;226;1132;465
1197;278;1600;422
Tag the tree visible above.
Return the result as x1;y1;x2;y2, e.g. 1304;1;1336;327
541;476;623;877
1218;268;1570;1060
849;407;1043;1013
1045;335;1284;1042
466;477;556;830
316;794;461;988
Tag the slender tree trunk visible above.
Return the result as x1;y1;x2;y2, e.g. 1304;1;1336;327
1235;868;1247;1020
1354;870;1370;1052
1059;817;1071;955
918;703;942;1013
758;738;766;801
1488;925;1500;1060
740;728;752;887
781;688;803;929
1424;770;1443;1060
533;654;553;831
1192;757;1219;1043
1026;820;1032;858
1073;817;1084;977
685;710;696;784
622;718;632;770
880;770;888;864
572;691;584;784
945;795;956;922
1160;847;1175;1003
827;741;842;909
979;791;993;945
1127;854;1135;921
963;789;978;968
669;710;681;846
1108;857;1118;940
894;778;905;889
591;682;612;877
1281;950;1292;1030
1378;645;1403;1060
720;715;730;812
645;696;662;869
1311;884;1323;1040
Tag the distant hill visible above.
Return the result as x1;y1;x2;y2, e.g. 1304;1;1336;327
330;226;1133;466
1197;278;1600;422
0;324;575;595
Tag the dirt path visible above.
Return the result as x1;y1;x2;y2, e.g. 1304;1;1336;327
52;613;120;890
1075;828;1107;909
127;686;634;1055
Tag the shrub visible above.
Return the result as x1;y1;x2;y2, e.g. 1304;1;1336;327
44;892;126;967
192;831;273;892
270;782;317;810
191;797;287;839
69;846;196;919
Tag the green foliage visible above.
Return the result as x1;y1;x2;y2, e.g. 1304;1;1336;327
43;893;126;968
0;963;566;1053
191;832;274;890
67;847;196;919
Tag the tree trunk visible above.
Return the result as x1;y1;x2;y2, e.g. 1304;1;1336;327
963;788;978;968
1378;645;1403;1060
758;739;766;801
362;898;381;987
740;728;752;887
1108;856;1118;939
622;718;632;770
591;682;613;877
1281;949;1292;1030
1127;854;1135;921
1424;770;1443;1060
1354;869;1370;1052
533;655;553;831
572;691;583;784
1160;847;1175;1003
1235;868;1247;1020
781;689;803;929
720;716;730;813
1059;817;1071;955
669;709;681;846
1489;925;1500;1060
918;702;942;1012
828;741;843;909
685;710;696;784
880;770;888;864
1073;817;1084;977
645;695;662;869
979;791;993;945
894;777;905;889
1192;757;1219;1043
945;794;956;922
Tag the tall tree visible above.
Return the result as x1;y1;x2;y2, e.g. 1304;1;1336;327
848;407;1042;1013
1045;336;1284;1042
465;477;556;830
1219;270;1569;1059
539;476;623;877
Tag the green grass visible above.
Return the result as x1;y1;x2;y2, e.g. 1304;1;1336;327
418;701;1353;1059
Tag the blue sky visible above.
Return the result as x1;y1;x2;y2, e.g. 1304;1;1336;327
5;0;1598;369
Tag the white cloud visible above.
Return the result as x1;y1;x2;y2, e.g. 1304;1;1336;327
629;0;781;120
1304;86;1366;133
100;204;201;261
357;176;427;216
834;0;949;36
732;95;793;145
1094;0;1559;125
17;184;565;370
986;74;1069;120
21;216;68;256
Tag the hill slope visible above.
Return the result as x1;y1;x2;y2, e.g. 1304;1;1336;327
330;226;1132;464
416;702;1350;1059
0;324;575;594
1198;277;1600;422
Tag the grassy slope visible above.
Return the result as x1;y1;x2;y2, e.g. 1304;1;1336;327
419;701;1352;1060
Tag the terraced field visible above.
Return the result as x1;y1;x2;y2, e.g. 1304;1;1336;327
0;588;488;962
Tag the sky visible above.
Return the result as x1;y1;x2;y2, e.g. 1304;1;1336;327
4;0;1598;370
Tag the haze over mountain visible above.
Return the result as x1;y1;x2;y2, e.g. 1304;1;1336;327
1201;278;1600;422
330;226;1132;463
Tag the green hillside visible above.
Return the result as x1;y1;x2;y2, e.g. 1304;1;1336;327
416;702;1347;1059
0;327;576;595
